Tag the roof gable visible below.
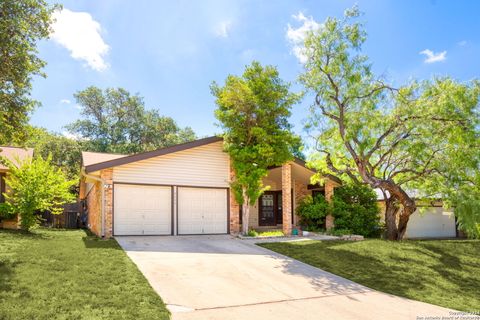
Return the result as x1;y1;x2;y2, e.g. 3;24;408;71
84;136;223;173
0;146;34;170
82;151;127;167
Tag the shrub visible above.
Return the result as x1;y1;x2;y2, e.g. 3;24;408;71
453;191;480;239
332;184;381;237
1;155;75;230
0;203;16;220
246;229;258;237
296;194;329;230
257;230;284;237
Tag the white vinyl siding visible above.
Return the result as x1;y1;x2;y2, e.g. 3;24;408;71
177;187;228;234
114;184;172;235
406;207;456;238
113;141;229;188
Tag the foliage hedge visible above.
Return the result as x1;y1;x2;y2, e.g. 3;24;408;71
296;184;381;237
296;193;329;231
332;184;381;237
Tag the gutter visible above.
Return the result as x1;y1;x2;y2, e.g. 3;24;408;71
81;168;106;238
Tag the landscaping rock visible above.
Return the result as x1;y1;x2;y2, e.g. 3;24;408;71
340;235;364;241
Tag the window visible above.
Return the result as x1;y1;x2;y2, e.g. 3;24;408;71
312;189;325;199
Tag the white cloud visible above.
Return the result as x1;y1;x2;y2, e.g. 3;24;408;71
73;104;82;110
458;40;467;46
419;49;447;64
62;131;81;140
286;12;320;63
240;49;255;61
215;20;232;38
60;99;71;104
50;8;109;71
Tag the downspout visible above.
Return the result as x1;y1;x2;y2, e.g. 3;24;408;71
81;168;106;238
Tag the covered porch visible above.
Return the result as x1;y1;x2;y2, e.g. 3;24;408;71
234;160;340;235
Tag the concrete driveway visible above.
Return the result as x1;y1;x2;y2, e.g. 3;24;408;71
116;235;454;320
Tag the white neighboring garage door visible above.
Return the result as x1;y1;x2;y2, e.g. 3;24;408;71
114;184;172;235
406;207;456;238
177;187;228;235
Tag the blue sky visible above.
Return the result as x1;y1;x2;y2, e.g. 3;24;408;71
31;0;480;147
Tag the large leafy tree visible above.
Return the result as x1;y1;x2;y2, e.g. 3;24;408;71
0;156;75;230
212;61;301;234
65;86;196;154
300;7;480;240
0;0;57;144
24;126;83;182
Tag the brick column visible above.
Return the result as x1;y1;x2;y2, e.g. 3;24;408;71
100;169;113;238
325;179;335;231
294;179;309;229
282;163;292;235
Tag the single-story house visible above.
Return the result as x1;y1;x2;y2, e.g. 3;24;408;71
79;136;341;238
0;146;34;229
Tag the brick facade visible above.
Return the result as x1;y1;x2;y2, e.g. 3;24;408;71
325;179;336;230
101;169;113;238
293;179;310;229
86;180;101;236
281;163;292;235
83;168;113;238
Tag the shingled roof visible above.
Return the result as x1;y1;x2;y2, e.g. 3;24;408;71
0;146;34;171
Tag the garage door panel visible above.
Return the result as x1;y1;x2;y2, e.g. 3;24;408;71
178;187;228;235
406;207;456;238
143;223;171;235
114;184;172;235
115;222;143;235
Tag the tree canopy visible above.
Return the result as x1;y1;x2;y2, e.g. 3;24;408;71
24;126;83;182
0;0;57;145
65;86;196;154
300;7;480;240
212;61;301;234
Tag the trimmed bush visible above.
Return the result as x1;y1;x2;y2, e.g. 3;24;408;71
332;184;381;237
296;193;329;230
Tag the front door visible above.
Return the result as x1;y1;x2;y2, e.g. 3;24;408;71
276;192;283;224
259;191;281;226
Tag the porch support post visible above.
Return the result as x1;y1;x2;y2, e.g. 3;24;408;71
281;163;292;235
325;179;335;231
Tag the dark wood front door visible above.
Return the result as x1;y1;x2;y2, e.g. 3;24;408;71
259;191;282;226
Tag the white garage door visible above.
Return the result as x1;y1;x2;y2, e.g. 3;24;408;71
114;184;172;235
177;187;228;235
406;207;456;238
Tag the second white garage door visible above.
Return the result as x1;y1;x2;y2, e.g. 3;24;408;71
177;187;228;235
114;184;172;236
406;207;456;238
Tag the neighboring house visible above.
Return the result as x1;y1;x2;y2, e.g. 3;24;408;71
0;146;34;229
377;195;457;239
79;136;341;238
0;146;34;203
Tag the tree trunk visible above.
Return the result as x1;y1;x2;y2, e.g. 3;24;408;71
363;178;415;241
384;198;400;240
397;207;414;239
241;190;250;235
383;196;416;240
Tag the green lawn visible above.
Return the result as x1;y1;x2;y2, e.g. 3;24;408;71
0;228;169;320
259;239;480;312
